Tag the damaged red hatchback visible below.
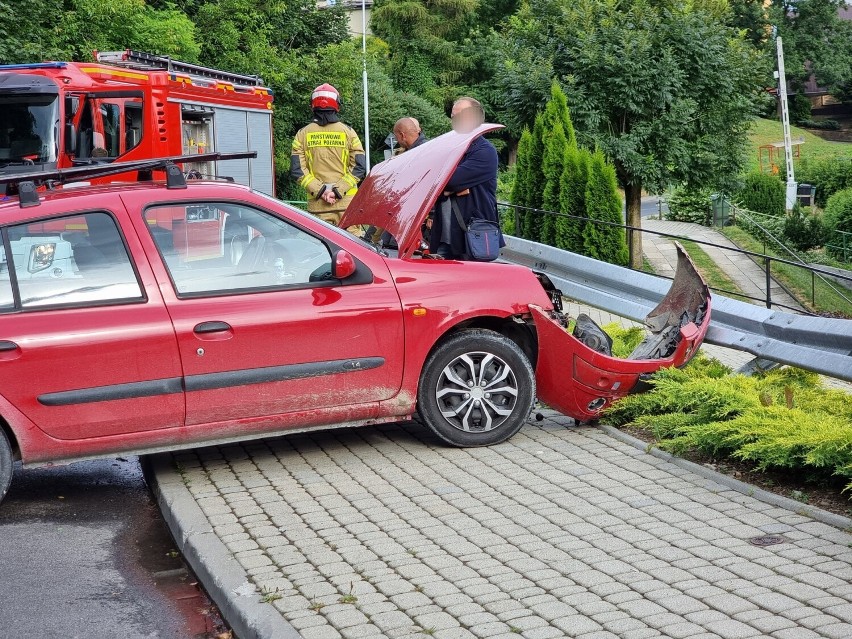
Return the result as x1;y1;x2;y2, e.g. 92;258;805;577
0;125;710;504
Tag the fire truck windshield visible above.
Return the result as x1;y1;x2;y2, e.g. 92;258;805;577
0;94;59;165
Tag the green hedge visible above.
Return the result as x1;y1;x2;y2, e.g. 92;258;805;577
735;172;785;217
603;350;852;496
797;157;852;209
665;186;712;226
824;188;852;260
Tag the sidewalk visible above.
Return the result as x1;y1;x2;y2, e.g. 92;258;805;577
641;218;805;312
153;411;852;639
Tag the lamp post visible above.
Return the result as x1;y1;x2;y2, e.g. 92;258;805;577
361;0;370;172
774;32;797;211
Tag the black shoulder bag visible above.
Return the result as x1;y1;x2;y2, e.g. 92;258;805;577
451;199;501;262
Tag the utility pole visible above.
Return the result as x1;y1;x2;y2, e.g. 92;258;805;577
774;32;797;211
361;0;371;172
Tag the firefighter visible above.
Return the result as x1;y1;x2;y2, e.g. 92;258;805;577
291;84;367;227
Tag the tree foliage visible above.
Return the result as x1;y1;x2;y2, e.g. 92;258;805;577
0;0;200;62
583;151;629;266
770;0;852;102
540;122;568;245
511;83;625;264
823;188;852;260
371;0;477;105
736;172;786;216
498;0;766;267
557;149;590;251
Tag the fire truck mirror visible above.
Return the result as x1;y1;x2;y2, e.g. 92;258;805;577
65;122;77;154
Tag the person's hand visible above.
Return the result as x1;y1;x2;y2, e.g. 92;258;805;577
321;190;338;204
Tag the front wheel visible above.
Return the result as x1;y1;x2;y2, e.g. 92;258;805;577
417;329;535;447
0;428;12;505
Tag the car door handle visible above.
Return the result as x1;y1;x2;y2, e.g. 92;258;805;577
193;321;232;334
0;340;18;352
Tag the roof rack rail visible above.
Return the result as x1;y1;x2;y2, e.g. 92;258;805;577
95;50;266;87
0;151;258;209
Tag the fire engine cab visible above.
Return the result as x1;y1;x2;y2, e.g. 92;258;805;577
0;50;274;195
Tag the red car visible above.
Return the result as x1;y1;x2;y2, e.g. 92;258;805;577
0;125;710;504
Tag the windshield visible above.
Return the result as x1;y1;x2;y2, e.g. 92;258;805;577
0;94;59;164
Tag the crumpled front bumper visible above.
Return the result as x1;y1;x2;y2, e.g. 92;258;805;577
532;243;712;422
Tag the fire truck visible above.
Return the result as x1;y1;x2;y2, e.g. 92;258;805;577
0;50;275;195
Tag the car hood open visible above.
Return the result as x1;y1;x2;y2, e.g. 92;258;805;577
340;124;504;258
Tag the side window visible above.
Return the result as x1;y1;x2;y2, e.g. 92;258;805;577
144;203;333;297
2;212;143;310
75;97;144;160
99;102;121;158
125;101;143;153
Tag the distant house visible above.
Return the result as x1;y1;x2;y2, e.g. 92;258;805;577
802;5;851;105
317;0;373;36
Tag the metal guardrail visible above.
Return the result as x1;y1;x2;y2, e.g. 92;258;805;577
499;201;852;315
501;236;852;383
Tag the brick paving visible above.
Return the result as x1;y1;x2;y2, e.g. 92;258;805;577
170;410;852;639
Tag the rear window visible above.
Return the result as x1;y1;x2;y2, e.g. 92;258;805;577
0;211;144;311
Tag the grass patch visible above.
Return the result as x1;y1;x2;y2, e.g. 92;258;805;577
641;256;656;274
603;352;852;497
747;118;852;173
721;225;852;317
676;239;750;302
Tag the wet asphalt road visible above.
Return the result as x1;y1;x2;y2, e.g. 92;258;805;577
0;457;226;639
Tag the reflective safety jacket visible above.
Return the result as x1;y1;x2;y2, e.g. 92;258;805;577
291;121;367;214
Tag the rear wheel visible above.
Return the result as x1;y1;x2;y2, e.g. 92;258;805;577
417;330;535;447
0;428;12;505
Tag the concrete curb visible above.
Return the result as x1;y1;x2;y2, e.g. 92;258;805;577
143;454;302;639
598;424;852;532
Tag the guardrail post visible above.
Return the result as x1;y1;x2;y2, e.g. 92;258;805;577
628;227;634;270
812;270;815;306
764;256;772;308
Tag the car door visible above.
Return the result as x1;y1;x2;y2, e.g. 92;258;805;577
129;193;405;427
0;204;184;440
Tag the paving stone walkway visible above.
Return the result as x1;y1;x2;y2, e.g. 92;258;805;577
170;408;852;639
641;219;804;312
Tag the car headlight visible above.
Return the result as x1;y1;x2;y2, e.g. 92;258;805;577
28;243;56;273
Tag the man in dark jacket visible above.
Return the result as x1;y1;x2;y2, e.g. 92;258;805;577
429;97;503;260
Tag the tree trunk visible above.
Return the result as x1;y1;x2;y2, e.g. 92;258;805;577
625;181;643;270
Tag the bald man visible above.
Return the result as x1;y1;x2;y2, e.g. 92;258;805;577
366;118;430;247
392;117;427;153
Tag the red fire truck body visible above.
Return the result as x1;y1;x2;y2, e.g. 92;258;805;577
0;50;275;195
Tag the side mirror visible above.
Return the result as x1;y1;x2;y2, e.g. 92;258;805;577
64;122;77;154
332;249;356;279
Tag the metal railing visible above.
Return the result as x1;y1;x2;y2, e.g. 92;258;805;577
498;201;852;316
500;235;852;382
727;204;852;308
827;228;852;263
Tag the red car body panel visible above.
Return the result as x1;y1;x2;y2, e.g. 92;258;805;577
120;188;407;427
531;304;710;421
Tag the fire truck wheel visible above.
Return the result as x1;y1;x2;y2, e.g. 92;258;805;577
418;330;535;447
0;427;12;506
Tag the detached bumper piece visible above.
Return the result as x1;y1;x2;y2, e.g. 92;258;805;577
533;243;711;422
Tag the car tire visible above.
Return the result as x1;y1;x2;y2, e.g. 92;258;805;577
0;428;12;505
417;329;535;447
